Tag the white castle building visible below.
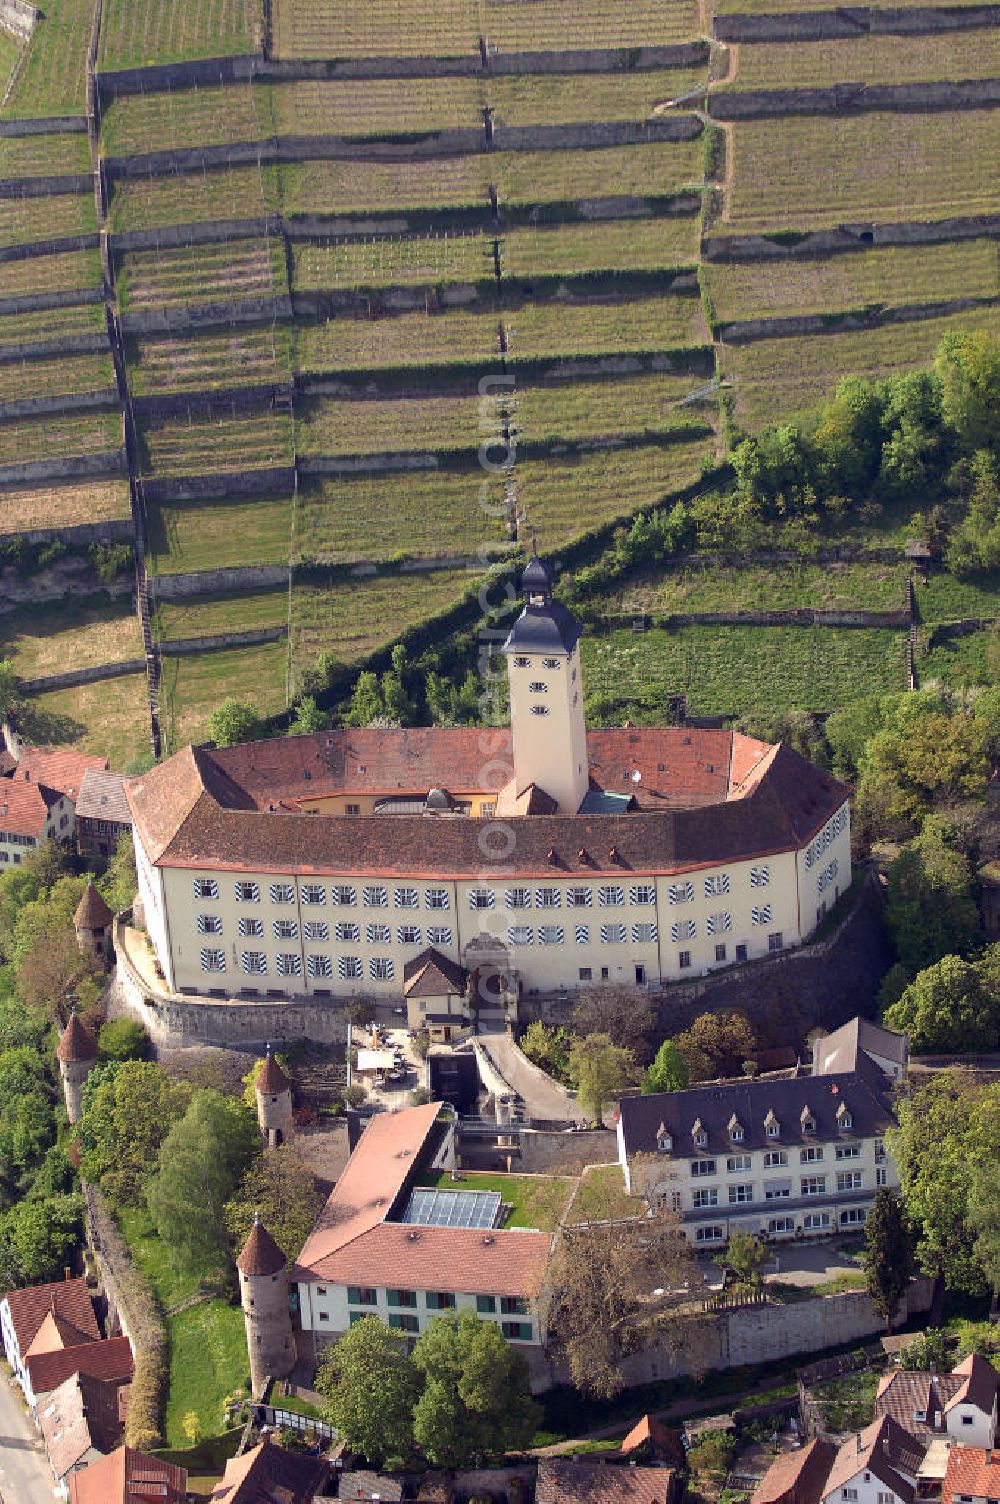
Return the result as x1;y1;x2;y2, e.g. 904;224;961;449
125;555;851;1013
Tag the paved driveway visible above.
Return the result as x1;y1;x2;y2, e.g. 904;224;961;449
0;1374;56;1504
477;1030;580;1123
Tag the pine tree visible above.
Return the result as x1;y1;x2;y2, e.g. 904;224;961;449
864;1188;916;1332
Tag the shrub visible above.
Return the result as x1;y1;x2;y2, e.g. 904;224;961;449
98;1017;150;1062
344;1083;367;1108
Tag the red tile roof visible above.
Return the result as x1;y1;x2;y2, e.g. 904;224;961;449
126;736;848;881
237;1218;287;1277
256;1050;290;1096
537;1457;675;1504
38;1369;126;1480
207;1435;328;1503
620;1414;685;1465
27;1335;134;1397
945;1353;999;1416
752;1439;837;1504
2;1276;99;1356
24;1307;95;1358
16;747;108;801
0;775;61;838
944;1447;1000;1502
57;1014;98;1063
74;881;115;929
69;1445;187;1504
823;1417;921;1504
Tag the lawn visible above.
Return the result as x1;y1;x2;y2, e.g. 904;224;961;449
704;239;1000;324
917;570;1000;624
162;1303;249;1448
503;218;701;279
0;0;94;118
138;409;293;477
289;567;475;677
0;351;114;405
0;130;91;178
293;234;494;293
487;68;707;126
117;236;287;313
0;478;130;534
725;112;1000;231
272;0;479;59
611;560;911;616
99;0;261;67
127;324;292;395
147;493;294;575
0;596;142;680
581;625;909;716
568;1164;645;1224
159;640;290;752
0;248;100;299
416;1169;574;1232
730;30;1000;88
154;587;288;642
484;0;700;49
22;670;152;769
271;76;482;136
108;165;278;234
295;469;507;564
0;190;96;249
514;373;715;444
719;305;1000;431
0;411;123;466
922;626;1000;689
117;1204;204;1310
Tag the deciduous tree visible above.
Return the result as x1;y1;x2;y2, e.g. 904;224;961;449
572;985;655;1062
884;955;999;1053
411;1312;539;1466
643;1039;690;1095
224;1144;325;1265
77;1061;193;1206
673;1011;757;1083
315;1314;420;1466
147;1090;259;1273
568;1033;636;1124
864;1189;917;1332
208;698;264;747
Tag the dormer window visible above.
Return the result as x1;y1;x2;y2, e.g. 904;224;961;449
764;1110;780;1139
836;1102;853;1131
728;1114;744;1143
692;1117;707;1150
656;1123;672;1153
801;1107;816;1135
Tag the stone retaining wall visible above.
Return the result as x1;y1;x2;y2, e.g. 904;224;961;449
96;52;258;100
711;78;1000;119
0;286;103;317
283;192;700;241
159;625;287;654
108;215;278;254
18;657;146;693
0;230;100;261
714;4;1000;42
0;388;118;421
141;464;295;503
0;171;92;196
255;42;706;82
719;293;1000;344
132;381;293;420
0;517;131;549
118;293;293;337
151;562;288;598
0;448;125;486
704;212;1000;262
0;332;109;363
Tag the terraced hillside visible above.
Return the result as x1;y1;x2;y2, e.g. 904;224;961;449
0;0;998;757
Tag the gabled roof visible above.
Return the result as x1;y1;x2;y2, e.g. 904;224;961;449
752;1438;837;1504
74;881;115;930
823;1417;921;1504
403;947;468;999
57;1014;98;1063
24;1306;95;1358
68;1445;187;1504
75;769;132;826
236;1218;287;1278
815;1018;908;1077
620;1413;685;1465
15;747;108;801
944;1446;1000;1502
207;1435;328;1503
875;1370;962;1439
27;1335;134;1397
945;1353;999;1415
1;1276;99;1356
536;1457;675;1504
0;774;61;838
38;1369;125;1481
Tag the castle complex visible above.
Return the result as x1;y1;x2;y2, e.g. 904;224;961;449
124;557;851;1013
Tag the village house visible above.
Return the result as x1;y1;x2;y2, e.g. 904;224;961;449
122;556;852;1015
75;767;132;862
818;1416;925;1504
536;1456;680;1504
0;740;108;867
0;1272;133;1410
617;1017;903;1245
875;1356;998;1451
206;1434;328;1503
943;1446;1000;1504
38;1368;129;1499
68;1444;187;1504
752;1437;839;1504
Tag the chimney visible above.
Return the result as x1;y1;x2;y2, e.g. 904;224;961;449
64;1267;71;1281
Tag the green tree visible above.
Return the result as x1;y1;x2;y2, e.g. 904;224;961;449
208;698;264;747
345;672;385;728
98;1018;151;1062
884;818;981;977
864;1189;917;1332
411;1312;540;1467
77;1061;193;1206
519;1021;572;1084
936;329;1000;452
0;1192;82;1287
673;1011;757;1082
224;1144;325;1264
100;833;137;914
147;1090;259;1273
288;696;330;736
315;1314;420;1466
889;1071;1000;1295
0;658;16;726
969;1157;1000;1294
643;1039;690;1095
568;1033;636;1124
884;955;999;1053
715;1230;767;1292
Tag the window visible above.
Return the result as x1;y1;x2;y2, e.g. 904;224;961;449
274;919;299;940
800;1146;824;1164
632;923;657;944
536;887;561;908
200;947;226;972
529;681;547;693
727;1155;751;1172
270;882;294;905
804;1212;831;1230
704;873;730;897
695;1225;723;1243
398;925;421;946
500;1296;528;1316
750;865;770;888
530;705;549;716
425;888;449;910
837;1171;863;1192
835;1144;861;1160
476;1295;497;1313
366;922;391;944
601;923;626;944
598;885;625;907
692;1188;718;1209
370;957;394;981
395;887;418;909
729;1184;754;1204
691;1159;716;1177
239;916;264;938
242;951;267;975
197;913;222;935
736;943;748;962
575;924;590;944
707;912;732;935
308;955;333;978
501;1321;533;1341
768;932;784;952
841;1208;867;1227
514;656;532;668
751;905;772;926
715;944;727;962
567;887;592;908
768;1216;794;1234
678;950;692;969
425;1292;456;1310
876;1167;888;1187
235;881;260;903
345;803;361;816
193;878;218;899
543;657;560;668
877;1493;894;1504
801;1175;826;1197
303;920;329;942
579;966;592;980
364;885;388;908
469;888;495;910
338;956;363;979
332;921;357;942
538;925;564;946
764;1150;788;1168
668;882;694;905
347;1286;377;1306
332;885;357;906
630;884;655;905
765;1183;791;1201
508;925;533;946
389;1313;419;1333
818;858;839;894
277;953;302;977
302;884;325;906
427;926;453;946
671;919;696;942
874;1139;886;1163
506;887;531;910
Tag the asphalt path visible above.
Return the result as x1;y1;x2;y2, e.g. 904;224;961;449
0;1372;56;1504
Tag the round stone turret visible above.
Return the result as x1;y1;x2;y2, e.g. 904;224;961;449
255;1046;293;1149
57;1014;98;1124
73;881;115;967
236;1215;295;1399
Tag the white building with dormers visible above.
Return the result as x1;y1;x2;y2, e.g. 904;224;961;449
124;556;852;1011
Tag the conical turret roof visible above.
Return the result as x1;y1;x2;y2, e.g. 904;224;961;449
237;1216;286;1277
74;881;114;929
256;1047;290;1096
57;1013;97;1063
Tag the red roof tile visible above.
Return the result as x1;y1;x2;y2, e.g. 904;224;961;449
944;1447;1000;1502
823;1417;921;1504
38;1369;126;1480
237;1218;287;1277
27;1335;134;1397
24;1307;96;1358
0;775;61;838
2;1276;98;1356
752;1439;837;1504
57;1014;98;1063
17;747;108;801
207;1435;328;1503
537;1457;675;1504
69;1445;187;1504
620;1414;685;1464
297;1221;550;1300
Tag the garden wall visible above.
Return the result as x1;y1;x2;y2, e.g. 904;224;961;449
705;213;1000;263
151;562;288;598
710;78;1000;119
18;658;146;693
517;1130;618;1174
718;294;1000;343
0;286;103;317
714;4;1000;42
0;389;118;421
142;465;295;503
0;449;125;486
255;43;707;82
0;231;99;260
159;625;286;654
119;295;293;337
